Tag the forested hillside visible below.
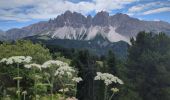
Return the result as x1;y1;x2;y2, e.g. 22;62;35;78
1;32;170;100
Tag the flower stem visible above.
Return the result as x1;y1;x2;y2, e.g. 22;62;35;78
50;75;54;100
109;93;114;100
17;63;21;100
34;68;37;100
104;85;107;100
75;83;77;97
23;94;26;100
50;84;53;100
60;79;65;98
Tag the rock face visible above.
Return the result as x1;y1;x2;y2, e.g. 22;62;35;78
2;11;170;42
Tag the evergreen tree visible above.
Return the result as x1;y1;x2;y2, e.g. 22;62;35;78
72;50;97;100
127;32;170;100
106;50;116;74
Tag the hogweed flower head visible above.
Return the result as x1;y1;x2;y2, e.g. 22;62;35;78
94;72;124;86
42;60;68;68
24;63;42;70
24;56;32;63
0;58;7;63
55;65;75;77
0;56;32;65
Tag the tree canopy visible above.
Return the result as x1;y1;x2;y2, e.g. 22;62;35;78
127;32;170;100
0;40;52;64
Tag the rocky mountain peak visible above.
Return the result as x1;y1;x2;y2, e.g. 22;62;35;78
1;11;170;42
93;11;110;26
53;10;87;27
63;10;73;17
96;11;109;16
111;13;131;22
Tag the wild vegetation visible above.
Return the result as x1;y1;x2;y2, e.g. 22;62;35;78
0;31;170;100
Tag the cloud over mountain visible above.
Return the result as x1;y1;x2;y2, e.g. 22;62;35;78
0;0;137;21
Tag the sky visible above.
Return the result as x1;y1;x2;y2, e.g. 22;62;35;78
0;0;170;31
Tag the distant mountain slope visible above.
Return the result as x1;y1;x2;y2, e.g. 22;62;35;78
2;11;170;42
25;35;129;59
0;30;6;40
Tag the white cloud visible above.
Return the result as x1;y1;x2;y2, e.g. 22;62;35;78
0;0;137;21
128;2;159;12
142;7;170;15
128;1;170;15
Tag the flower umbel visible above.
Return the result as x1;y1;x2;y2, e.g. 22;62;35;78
94;72;124;86
42;60;68;68
55;65;75;77
24;63;42;70
111;88;119;93
0;56;32;64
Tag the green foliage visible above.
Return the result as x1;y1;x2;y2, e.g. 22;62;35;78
72;50;98;100
106;50;116;74
0;40;52;98
0;40;52;64
127;32;170;100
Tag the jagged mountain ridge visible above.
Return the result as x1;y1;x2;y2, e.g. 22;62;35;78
3;11;170;42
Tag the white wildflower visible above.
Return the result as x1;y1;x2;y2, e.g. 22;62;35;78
111;88;119;93
0;56;32;65
42;60;68;68
0;58;7;63
59;88;69;92
72;77;83;83
94;72;123;86
24;56;32;63
116;77;124;85
24;63;42;70
6;58;13;65
55;66;75;77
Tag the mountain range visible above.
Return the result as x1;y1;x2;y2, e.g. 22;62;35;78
1;11;170;58
1;11;170;43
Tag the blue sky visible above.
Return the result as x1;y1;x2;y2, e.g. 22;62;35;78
0;0;170;31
